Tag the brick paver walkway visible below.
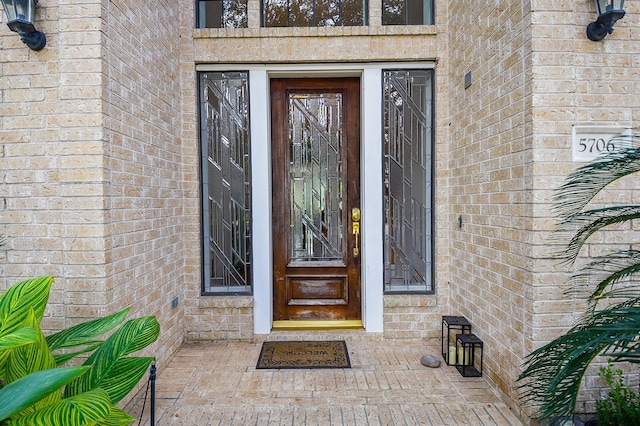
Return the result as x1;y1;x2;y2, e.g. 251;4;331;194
125;338;523;425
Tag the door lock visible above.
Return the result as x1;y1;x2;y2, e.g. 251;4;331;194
352;207;360;257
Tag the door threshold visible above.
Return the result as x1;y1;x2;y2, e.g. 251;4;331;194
272;320;364;330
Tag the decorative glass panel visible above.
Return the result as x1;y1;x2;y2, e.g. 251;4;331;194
198;0;248;28
383;69;433;293
262;0;367;27
200;72;252;294
382;0;433;25
289;93;344;261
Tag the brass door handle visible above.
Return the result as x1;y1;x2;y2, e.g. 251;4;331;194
352;208;360;257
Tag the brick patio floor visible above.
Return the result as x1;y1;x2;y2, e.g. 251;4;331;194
125;337;523;425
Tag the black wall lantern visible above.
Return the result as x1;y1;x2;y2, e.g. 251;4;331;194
587;0;625;41
1;0;46;50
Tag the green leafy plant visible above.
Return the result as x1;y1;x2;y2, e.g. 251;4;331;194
0;276;160;425
517;131;640;425
596;362;640;426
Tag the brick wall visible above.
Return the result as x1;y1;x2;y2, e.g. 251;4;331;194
0;0;186;401
102;0;186;368
448;0;533;416
532;0;640;417
1;0;107;324
449;0;640;419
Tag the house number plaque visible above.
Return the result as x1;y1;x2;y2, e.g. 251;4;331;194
572;126;631;162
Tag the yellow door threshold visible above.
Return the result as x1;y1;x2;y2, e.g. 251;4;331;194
272;320;364;330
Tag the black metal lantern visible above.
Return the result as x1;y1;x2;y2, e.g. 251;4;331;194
587;0;625;41
441;316;471;366
1;0;46;50
455;333;484;377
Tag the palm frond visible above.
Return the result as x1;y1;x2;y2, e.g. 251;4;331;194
520;135;640;424
569;250;640;308
519;302;640;425
557;205;640;265
553;145;640;220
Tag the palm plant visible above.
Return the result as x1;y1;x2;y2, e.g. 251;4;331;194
517;131;640;425
0;276;160;425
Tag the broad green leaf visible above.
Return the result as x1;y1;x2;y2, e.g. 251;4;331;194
53;342;103;366
6;388;112;426
65;317;159;399
5;308;59;415
98;357;154;404
0;277;52;337
0;327;38;352
0;366;89;421
97;406;136;426
47;308;130;352
5;310;56;381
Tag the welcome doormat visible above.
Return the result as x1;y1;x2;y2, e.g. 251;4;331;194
256;340;351;369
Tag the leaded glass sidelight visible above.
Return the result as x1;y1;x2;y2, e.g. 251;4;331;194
289;93;344;262
200;72;252;294
262;0;367;27
383;69;434;293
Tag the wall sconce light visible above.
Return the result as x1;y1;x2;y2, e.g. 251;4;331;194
1;0;46;50
587;0;626;41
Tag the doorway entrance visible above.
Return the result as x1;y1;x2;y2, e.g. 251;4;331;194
270;78;362;323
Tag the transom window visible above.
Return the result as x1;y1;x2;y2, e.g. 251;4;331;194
196;0;433;28
382;0;433;25
262;0;367;26
198;0;248;28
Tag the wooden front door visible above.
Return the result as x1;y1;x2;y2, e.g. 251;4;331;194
271;78;361;322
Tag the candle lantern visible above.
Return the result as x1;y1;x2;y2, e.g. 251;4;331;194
441;315;471;365
455;333;483;377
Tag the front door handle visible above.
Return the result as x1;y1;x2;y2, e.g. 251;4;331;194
352;208;360;257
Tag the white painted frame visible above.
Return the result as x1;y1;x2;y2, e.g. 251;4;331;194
197;62;434;334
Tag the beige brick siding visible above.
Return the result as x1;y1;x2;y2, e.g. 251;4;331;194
0;0;186;405
448;0;533;417
186;296;254;341
101;0;186;373
449;0;640;420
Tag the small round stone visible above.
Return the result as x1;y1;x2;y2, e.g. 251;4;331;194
420;354;441;368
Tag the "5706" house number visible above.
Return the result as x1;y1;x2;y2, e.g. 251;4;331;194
572;126;631;162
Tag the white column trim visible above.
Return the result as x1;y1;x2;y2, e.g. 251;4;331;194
361;68;384;332
250;69;273;334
